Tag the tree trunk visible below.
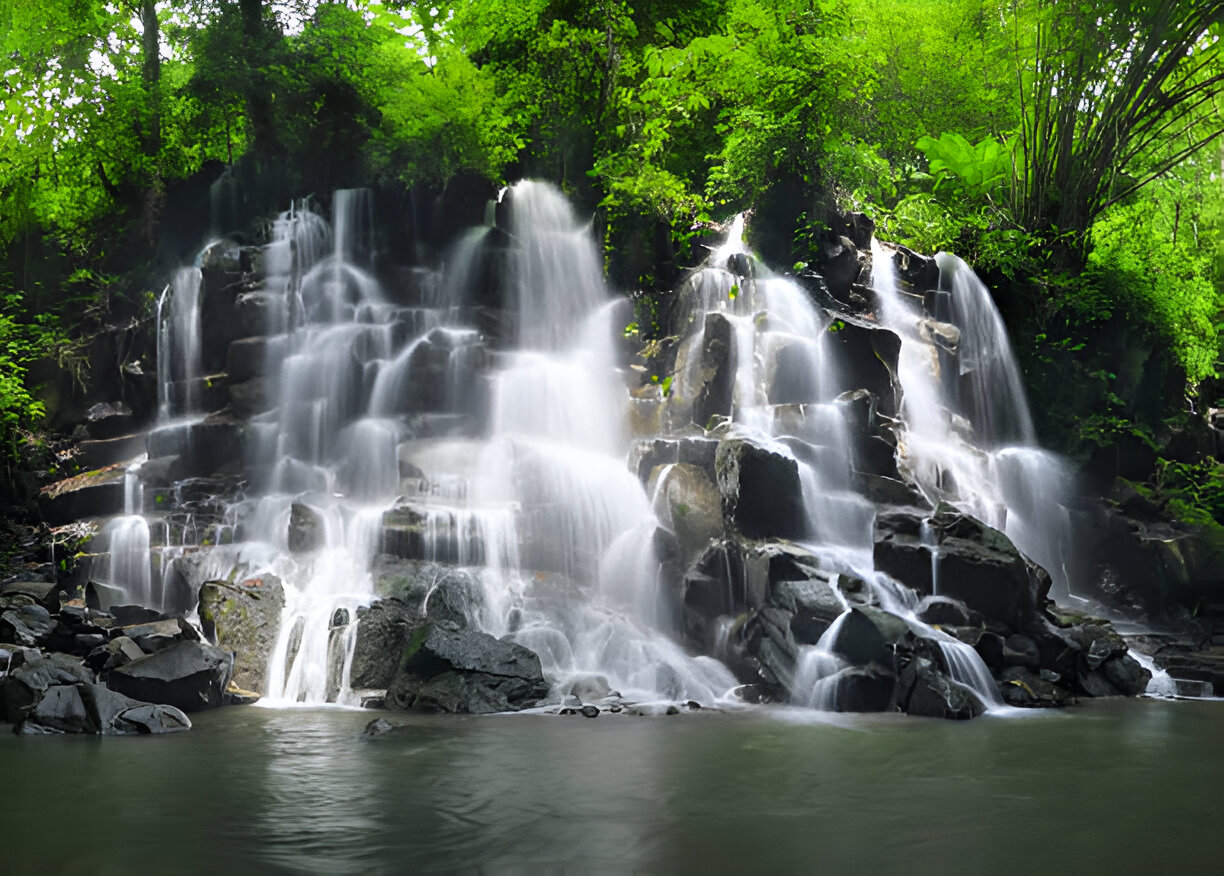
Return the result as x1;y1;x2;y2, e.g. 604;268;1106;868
141;0;160;156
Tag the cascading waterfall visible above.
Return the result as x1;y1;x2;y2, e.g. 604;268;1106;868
117;180;1139;714
870;240;1080;600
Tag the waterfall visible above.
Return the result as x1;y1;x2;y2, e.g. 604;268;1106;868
117;182;1112;714
871;241;1081;601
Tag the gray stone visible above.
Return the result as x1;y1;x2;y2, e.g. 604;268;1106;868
20;684;90;734
198;575;285;694
288;503;325;553
118;618;199;654
106;640;233;713
0;605;55;647
385;621;548;714
86;635;147;673
2;653;94;723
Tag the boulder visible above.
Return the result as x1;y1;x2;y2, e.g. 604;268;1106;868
198;575;285;694
18;684;91;734
117;617;199;653
0;579;61;611
651;463;723;566
106;640;233;712
350;599;416;690
2;653;94;723
0;605;56;647
816;664;896;712
288;502;325;553
693;312;736;428
874;508;1051;634
384;621;548;714
85;635;147;673
27;682;191;734
824;320;902;418
771;577;849;645
898;657;985;720
997;666;1074;708
37;465;127;525
830;606;913;667
715;437;806;539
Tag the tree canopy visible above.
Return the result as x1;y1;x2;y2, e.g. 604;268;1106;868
0;0;1221;474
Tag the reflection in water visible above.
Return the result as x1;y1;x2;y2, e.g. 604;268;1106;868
0;701;1220;873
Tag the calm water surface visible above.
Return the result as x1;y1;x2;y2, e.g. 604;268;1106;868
2;699;1221;873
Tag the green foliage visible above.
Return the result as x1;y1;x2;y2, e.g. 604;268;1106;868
0;293;70;461
1153;459;1224;526
916;132;1012;199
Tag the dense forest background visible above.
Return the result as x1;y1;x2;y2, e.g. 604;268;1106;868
1;0;1222;525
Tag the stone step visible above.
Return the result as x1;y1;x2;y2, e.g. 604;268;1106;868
76;433;148;470
38;466;128;525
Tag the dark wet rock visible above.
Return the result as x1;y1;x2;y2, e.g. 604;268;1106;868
77;682;191;734
816;231;868;301
227;377;271;418
146;416;242;480
836;389;901;479
0;580;61;612
362;717;396;737
824;321;902;418
106;640;234;713
113;701;192;733
630;437;720;487
666;704;681;715
819;664;896;712
1002;634;1041;670
226;336;275;383
693;312;737;428
37;466;127;525
350;599;415;690
975;631;1005;669
715;438;805;540
83;400;135;440
385;621;548;714
117;617;200;654
108;604;164;626
0;645;40;672
874;508;1050;634
580;704;600;718
198;575;285;694
18;684;90;734
831;606;913;667
1103;653;1151;696
0;605;56;647
770;576;848;646
2;653;94;723
916;595;981;629
898;657;985;720
997;666;1074;708
288;502;325;553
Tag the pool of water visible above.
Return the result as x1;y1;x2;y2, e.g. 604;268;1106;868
3;699;1220;873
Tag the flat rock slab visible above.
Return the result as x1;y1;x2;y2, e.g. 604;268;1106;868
106;640;233;713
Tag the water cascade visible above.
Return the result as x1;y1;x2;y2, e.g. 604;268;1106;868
870;241;1081;600
91;181;1161;716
